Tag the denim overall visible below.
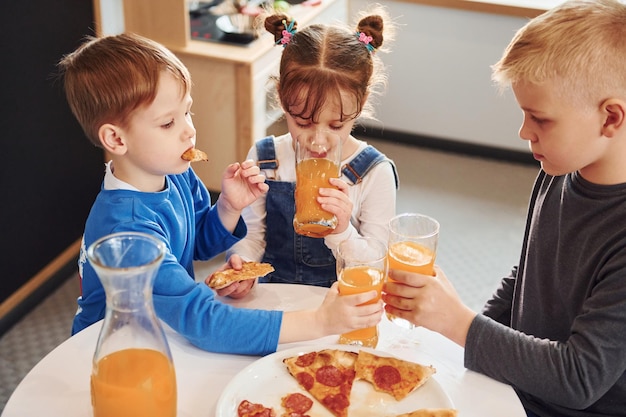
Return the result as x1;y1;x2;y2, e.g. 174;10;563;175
256;136;399;287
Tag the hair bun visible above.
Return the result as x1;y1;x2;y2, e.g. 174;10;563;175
357;15;384;49
264;13;297;43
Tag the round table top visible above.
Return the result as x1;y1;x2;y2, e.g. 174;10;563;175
2;283;525;417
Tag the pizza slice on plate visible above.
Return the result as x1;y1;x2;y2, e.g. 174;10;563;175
355;350;436;400
395;409;458;417
283;349;357;417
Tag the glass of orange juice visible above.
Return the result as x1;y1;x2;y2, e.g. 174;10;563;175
386;213;440;330
293;132;341;238
337;236;387;348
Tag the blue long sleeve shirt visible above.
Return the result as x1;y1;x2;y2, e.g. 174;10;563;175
72;167;282;355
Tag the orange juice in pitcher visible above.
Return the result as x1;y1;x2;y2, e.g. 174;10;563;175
87;232;177;417
91;348;176;417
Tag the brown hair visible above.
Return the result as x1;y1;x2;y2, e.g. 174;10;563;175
492;0;626;106
58;33;191;147
264;5;393;123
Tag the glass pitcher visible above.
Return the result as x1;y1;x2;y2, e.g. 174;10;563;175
87;232;177;417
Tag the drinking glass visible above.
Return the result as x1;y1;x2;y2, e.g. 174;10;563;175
386;213;440;330
293;132;341;238
337;236;387;348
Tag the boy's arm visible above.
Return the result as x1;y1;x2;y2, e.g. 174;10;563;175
278;283;383;343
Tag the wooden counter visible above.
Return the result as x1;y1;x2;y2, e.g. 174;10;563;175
122;0;347;190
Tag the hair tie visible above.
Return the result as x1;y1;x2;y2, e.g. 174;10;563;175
277;19;297;47
356;31;375;53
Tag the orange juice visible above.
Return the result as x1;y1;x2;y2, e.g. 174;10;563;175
91;348;177;417
388;241;435;275
338;266;384;348
294;158;339;237
386;241;436;328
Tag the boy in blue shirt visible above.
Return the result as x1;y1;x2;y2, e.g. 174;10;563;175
59;33;382;355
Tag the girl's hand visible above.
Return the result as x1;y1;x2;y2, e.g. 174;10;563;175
319;178;352;234
382;266;476;346
204;254;255;299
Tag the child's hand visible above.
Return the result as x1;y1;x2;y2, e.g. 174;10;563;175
382;266;476;346
220;160;269;212
319;178;353;234
279;282;383;343
204;254;255;299
217;160;269;231
316;282;383;335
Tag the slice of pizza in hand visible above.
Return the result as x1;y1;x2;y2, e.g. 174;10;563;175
395;409;458;417
181;147;208;162
207;262;274;290
355;350;436;400
283;349;357;417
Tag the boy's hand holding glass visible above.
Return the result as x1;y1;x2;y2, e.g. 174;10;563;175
384;213;440;330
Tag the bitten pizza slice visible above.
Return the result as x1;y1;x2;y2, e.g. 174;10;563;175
283;349;357;417
396;409;458;417
207;262;274;290
181;147;208;162
355;350;436;400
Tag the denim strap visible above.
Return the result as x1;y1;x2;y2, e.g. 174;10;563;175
342;145;399;189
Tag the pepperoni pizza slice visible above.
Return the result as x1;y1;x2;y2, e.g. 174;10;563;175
283;349;357;417
355;350;436;400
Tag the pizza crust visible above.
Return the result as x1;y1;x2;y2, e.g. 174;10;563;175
181;148;208;162
207;262;274;289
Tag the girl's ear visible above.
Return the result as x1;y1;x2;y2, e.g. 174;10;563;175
98;123;127;155
600;98;626;138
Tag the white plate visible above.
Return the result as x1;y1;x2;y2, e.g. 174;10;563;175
215;344;454;417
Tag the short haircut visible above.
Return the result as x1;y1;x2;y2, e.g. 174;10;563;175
58;33;191;147
492;0;626;106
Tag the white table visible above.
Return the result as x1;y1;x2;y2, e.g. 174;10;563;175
2;284;525;417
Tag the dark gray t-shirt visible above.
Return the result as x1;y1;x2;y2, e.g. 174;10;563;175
465;170;626;417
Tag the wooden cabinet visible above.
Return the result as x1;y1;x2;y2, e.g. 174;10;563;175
121;0;347;190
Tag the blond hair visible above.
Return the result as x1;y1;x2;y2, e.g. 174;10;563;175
58;33;191;147
492;0;626;105
264;4;395;123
